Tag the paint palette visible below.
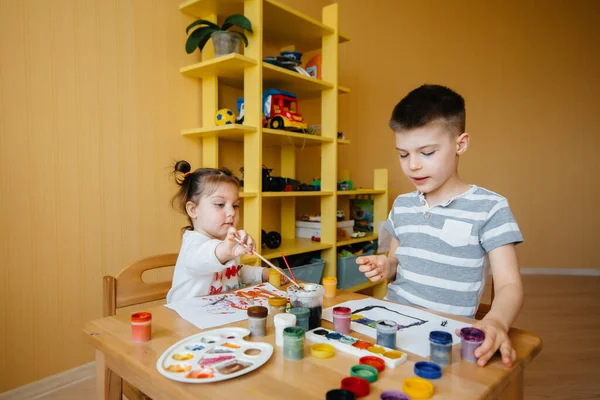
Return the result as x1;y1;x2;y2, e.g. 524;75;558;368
156;327;273;383
306;327;408;368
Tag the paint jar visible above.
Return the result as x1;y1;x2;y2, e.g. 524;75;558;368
289;307;310;332
429;330;453;366
376;320;398;349
268;296;287;316
323;276;337;298
380;390;410;400
274;313;296;347
283;326;305;361
247;306;268;337
333;306;352;334
460;327;485;363
268;269;281;287
287;283;325;330
131;312;152;342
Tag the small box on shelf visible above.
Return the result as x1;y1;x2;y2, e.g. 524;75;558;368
296;220;354;239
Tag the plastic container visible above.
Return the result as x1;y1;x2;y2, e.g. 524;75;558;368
414;361;442;380
359;356;385;372
402;377;434;399
295;220;354;238
268;269;281;287
211;31;242;57
380;391;410;400
429;330;453;366
333;306;352;334
247;306;268;337
341;377;370;398
310;343;335;358
274;313;296;347
268;296;287;315
460;327;485;363
131;312;152;342
288;283;325;330
350;364;378;383
336;250;375;289
376;320;398;349
323;276;337;298
283;259;325;284
283;326;305;361
289;307;310;332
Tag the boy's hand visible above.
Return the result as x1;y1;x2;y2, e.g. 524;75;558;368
216;228;255;263
456;318;516;367
261;268;289;285
356;255;388;282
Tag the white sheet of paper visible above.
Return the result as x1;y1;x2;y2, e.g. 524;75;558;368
165;283;287;330
322;298;472;357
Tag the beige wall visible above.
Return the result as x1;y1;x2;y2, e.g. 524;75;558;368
0;0;598;392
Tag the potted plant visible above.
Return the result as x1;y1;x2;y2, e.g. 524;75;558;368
185;14;253;57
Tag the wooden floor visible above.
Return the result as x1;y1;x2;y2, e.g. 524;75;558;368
34;275;600;400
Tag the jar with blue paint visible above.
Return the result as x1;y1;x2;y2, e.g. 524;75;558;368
289;307;310;332
376;320;398;349
283;326;305;361
429;330;453;365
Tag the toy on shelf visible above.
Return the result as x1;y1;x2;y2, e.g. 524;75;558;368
236;89;307;131
351;232;366;238
305;53;322;79
261;230;282;249
263;51;310;77
215;109;236;126
312;179;321;190
337;180;353;191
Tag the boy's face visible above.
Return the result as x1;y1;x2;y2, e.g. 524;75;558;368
394;122;468;195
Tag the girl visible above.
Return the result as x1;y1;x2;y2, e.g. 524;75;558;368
166;160;286;303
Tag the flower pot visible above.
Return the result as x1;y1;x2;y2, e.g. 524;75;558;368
211;31;243;57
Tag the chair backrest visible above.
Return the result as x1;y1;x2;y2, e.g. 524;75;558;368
103;253;179;317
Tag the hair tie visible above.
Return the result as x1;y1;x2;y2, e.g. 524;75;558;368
183;172;192;178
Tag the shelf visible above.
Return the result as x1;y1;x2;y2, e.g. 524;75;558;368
263;62;334;97
262;238;333;259
180;0;350;52
180;53;257;87
181;124;256;140
263;128;334;146
336;234;378;247
337;139;351;145
338;85;350;94
345;280;386;293
239;192;257;198
262;191;334;197
337;189;387;196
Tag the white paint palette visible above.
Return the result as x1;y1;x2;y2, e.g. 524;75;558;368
306;327;408;368
156;327;273;383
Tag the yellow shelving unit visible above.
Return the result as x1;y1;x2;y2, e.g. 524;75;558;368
179;0;388;296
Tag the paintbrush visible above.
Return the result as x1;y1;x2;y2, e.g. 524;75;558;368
233;237;302;289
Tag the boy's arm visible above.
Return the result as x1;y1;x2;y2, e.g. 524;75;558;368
358;237;400;282
474;243;524;366
384;238;400;280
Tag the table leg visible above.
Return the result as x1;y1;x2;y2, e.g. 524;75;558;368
95;349;122;400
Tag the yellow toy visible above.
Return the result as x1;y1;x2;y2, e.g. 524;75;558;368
215;109;236;126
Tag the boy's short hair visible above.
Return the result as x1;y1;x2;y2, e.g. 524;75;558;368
389;84;466;134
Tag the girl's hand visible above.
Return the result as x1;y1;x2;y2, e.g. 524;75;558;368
456;318;516;367
217;228;255;262
356;255;388;282
261;268;290;285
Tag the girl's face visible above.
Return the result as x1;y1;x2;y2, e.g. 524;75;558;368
186;182;240;240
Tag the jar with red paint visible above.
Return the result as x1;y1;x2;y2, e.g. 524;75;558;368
333;306;352;334
131;312;152;342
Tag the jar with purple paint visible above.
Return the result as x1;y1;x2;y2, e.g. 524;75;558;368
376;320;398;349
429;330;453;366
333;306;352;334
459;327;485;363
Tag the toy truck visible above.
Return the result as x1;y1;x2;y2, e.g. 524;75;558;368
236;88;307;131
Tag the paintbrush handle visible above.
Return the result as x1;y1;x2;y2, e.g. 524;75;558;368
233;238;302;288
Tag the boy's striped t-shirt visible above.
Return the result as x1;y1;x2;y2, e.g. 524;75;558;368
384;185;523;317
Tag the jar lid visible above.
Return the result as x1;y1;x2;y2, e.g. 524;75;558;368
289;307;310;318
247;306;268;318
350;364;378;383
283;326;305;338
380;390;410;400
341;377;370;397
414;361;442;380
429;330;452;345
333;306;352;316
376;320;398;333
322;276;337;284
402;377;434;399
274;313;296;327
359;356;385;372
268;296;287;307
460;327;485;342
326;389;356;400
131;312;152;322
311;343;335;358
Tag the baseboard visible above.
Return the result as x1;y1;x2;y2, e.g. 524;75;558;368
0;362;95;400
521;267;600;276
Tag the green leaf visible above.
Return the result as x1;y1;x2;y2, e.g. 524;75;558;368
234;31;249;47
186;19;219;34
222;14;253;33
185;27;215;53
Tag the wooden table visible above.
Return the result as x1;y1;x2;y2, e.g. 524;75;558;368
84;290;542;399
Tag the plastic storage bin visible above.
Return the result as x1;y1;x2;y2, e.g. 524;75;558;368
295;220;354;239
336;250;375;289
283;258;326;284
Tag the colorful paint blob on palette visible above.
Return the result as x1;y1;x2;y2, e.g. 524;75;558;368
305;327;408;368
157;327;273;383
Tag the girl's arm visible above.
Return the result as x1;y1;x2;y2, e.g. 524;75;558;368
239;265;265;285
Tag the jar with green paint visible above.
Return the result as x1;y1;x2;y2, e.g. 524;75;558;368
283;326;305;361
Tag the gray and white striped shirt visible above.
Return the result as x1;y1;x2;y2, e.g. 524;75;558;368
384;185;523;317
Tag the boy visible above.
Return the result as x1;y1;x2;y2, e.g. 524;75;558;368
357;84;524;367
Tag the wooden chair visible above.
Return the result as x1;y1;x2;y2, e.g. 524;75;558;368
102;253;179;400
